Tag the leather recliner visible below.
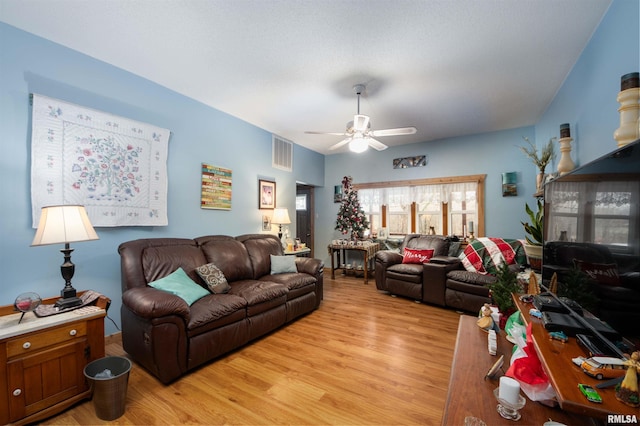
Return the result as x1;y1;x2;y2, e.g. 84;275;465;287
375;234;459;305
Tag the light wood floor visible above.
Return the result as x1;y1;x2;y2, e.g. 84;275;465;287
45;274;464;425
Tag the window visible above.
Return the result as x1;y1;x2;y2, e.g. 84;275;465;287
296;195;307;210
359;189;382;234
387;187;411;235
355;175;485;237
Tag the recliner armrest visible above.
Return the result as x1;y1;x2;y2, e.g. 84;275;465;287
375;250;403;266
122;287;190;321
422;262;461;306
430;255;462;266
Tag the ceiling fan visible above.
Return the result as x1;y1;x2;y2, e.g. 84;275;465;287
305;84;417;153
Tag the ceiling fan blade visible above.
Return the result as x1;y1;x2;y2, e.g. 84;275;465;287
367;137;388;151
328;137;352;151
370;126;417;137
305;131;347;136
353;115;370;132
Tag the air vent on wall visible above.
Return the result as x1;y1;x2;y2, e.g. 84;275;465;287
272;135;293;172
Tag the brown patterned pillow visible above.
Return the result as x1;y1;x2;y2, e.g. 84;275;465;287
196;263;231;294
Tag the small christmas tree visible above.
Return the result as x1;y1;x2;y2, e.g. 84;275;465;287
335;176;369;240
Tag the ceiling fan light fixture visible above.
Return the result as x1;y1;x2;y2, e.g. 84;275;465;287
349;135;369;153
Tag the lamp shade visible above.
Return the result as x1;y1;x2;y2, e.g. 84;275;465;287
271;207;291;225
31;205;99;246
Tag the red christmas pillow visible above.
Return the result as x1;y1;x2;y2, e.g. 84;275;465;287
574;259;620;286
402;248;435;264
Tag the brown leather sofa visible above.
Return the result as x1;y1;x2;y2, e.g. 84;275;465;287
118;234;323;383
376;235;526;314
543;241;640;337
374;234;459;305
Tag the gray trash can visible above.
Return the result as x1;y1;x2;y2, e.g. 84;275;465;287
83;356;132;420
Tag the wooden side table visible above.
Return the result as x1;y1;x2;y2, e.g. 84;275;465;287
0;293;108;425
328;242;380;284
284;247;311;257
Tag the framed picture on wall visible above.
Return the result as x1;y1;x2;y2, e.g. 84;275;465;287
259;179;276;209
262;214;272;231
334;185;343;203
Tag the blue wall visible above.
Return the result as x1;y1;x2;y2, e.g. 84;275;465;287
318;0;638;266
536;0;640;162
0;0;637;335
0;23;324;334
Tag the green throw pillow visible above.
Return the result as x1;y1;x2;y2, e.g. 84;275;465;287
270;254;297;274
149;267;210;305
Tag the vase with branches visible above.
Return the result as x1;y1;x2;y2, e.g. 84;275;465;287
519;136;556;192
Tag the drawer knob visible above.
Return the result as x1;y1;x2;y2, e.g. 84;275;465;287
13;389;22;397
22;342;31;349
69;329;77;336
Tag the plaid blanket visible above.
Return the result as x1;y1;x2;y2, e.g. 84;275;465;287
460;237;527;275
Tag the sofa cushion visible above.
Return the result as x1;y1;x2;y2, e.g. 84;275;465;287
402;248;434;264
187;293;247;332
148;267;210;305
446;276;494;297
229;280;288;316
574;260;620;286
387;263;424;283
270;255;298;274
196;235;254;282
447;270;497;287
238;234;283;278
260;273;316;299
404;234;450;256
142;244;208;284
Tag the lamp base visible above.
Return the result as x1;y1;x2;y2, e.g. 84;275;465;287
55;296;82;309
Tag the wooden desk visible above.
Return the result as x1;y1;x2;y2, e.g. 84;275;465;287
442;315;590;425
513;295;637;420
328;242;379;284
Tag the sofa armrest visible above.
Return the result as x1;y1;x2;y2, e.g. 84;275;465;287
122;287;190;322
295;257;324;276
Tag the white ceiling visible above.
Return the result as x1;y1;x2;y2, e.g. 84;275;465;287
0;0;612;154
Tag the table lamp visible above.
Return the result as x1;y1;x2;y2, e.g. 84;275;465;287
31;205;99;309
271;208;291;240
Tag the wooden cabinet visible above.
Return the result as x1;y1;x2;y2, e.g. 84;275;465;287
0;299;106;425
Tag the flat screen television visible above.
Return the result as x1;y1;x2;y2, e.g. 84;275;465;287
544;138;639;254
542;139;640;338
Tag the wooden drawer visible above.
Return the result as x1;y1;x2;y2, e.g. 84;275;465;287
6;322;87;358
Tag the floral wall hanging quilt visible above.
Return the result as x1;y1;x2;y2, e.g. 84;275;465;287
30;94;170;227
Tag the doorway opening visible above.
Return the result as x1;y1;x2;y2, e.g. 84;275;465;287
295;184;315;257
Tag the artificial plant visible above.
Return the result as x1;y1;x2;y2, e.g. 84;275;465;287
489;262;521;313
522;199;544;246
